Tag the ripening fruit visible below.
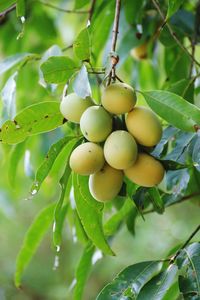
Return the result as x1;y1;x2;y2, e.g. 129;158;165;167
104;130;137;170
101;83;137;114
80;106;112;142
130;43;148;60
60;93;93;123
69;142;105;175
126;106;162;147
89;164;123;202
124;153;165;187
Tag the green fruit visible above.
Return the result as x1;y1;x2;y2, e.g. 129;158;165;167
104;130;138;170
102;83;137;114
89;163;123;202
126;106;162;147
124;153;165;187
130;43;148;60
60;93;93;123
69;142;105;175
80;106;112;142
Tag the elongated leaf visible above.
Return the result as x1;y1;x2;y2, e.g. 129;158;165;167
74;0;89;9
167;0;184;19
73;28;91;61
30;136;76;195
104;198;134;236
148;187;164;214
74;209;88;245
16;0;25;17
53;138;81;247
97;261;162;300
0;0;16;12
41;56;79;84
73;243;95;300
73;174;114;256
142;90;200;132
15;203;56;288
137;264;178;300
8;141;26;186
0;101;64;145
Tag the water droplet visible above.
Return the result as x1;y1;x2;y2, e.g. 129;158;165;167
53;255;59;270
92;250;103;265
21;16;25;23
56;245;60;252
72;227;77;243
70;187;76;209
68;279;77;291
31;189;37;196
53;221;56;233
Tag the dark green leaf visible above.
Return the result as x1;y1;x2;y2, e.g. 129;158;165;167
142;90;200;132
15;203;56;288
0;101;64;145
137;264;178;300
73;243;95;300
192;132;200;172
41;56;79;84
165;169;190;196
8;141;26;186
73;28;91;61
167;0;184;19
148;187;164;214
166;78;194;103
123;0;145;24
97;261;162;300
0;0;15;12
126;208;138;236
73;174;114;256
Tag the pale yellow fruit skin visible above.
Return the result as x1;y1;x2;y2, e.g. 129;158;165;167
60;93;93;123
89;164;123;202
102;83;137;114
126;106;162;147
69;142;105;175
104;130;138;170
124;153;165;187
130;43;148;60
80;106;112;142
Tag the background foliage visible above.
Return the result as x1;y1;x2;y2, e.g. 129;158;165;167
1;0;200;299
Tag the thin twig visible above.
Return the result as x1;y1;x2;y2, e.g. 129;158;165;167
37;0;89;14
151;0;200;68
108;0;121;85
0;4;16;17
170;224;200;263
88;0;96;23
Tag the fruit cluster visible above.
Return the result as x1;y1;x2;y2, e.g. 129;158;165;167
60;83;165;202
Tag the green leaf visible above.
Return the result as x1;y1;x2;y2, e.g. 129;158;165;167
74;0;90;9
137;264;178;300
73;243;95;300
0;53;34;76
104;198;134;236
53;138;81;247
96;261;162;300
126;208;138;236
124;0;145;24
167;0;184;19
41;56;79;84
73;174;114;256
0;0;16;12
16;0;25;17
73;28;91;61
74;209;88;245
15;203;56;288
8;141;26;186
30;136;76;196
148;187;164;214
142;90;200;132
0;101;64;145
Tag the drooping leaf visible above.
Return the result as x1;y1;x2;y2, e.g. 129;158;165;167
137;264;178;300
104;198;134;236
73;174;114;256
72;65;92;98
73;242;95;300
15;203;56;288
148;187;164;214
97;261;162;300
30;136;76;196
8;141;26;186
0;101;64;145
142;90;200;132
41;56;79;84
126;208;138;236
167;0;184;19
73;28;91;61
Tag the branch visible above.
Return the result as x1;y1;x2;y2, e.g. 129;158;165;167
0;4;16;18
151;0;200;68
170;224;200;263
37;1;89;14
108;0;121;85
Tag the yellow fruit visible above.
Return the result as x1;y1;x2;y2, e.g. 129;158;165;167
101;83;137;114
126;106;162;147
69;142;105;175
80;106;112;142
130;43;148;60
89;163;123;202
60;93;93;123
104;130;138;170
124;153;165;187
